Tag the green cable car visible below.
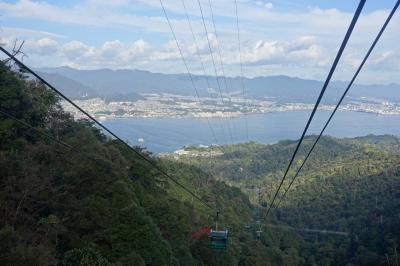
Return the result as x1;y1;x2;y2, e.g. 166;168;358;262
209;211;228;249
209;230;228;249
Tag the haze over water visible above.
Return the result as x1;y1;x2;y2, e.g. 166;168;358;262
103;110;400;153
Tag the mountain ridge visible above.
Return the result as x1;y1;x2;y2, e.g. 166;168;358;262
38;67;400;103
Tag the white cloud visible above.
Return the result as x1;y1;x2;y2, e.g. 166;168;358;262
0;0;399;83
0;27;63;56
99;40;124;59
255;1;273;9
62;41;92;60
0;36;58;56
0;27;64;39
25;37;58;55
0;36;13;47
239;36;323;66
0;0;171;34
264;2;273;9
368;50;400;71
123;40;150;60
150;40;180;61
60;39;151;67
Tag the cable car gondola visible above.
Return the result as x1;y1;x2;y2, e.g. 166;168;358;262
256;229;262;240
209;229;228;249
209;212;228;249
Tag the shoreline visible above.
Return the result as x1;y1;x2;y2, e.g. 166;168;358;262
89;109;400;121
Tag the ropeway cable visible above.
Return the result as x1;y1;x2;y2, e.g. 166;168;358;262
196;0;235;144
263;0;366;219
0;46;214;211
274;0;400;209
234;0;249;141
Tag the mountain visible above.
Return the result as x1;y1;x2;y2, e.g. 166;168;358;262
39;66;194;97
38;71;98;99
39;66;400;103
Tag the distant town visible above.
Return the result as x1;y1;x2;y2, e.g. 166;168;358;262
61;93;400;120
158;147;224;160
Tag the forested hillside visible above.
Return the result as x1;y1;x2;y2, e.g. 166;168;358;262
0;62;253;265
1;61;400;266
169;136;400;265
0;62;303;265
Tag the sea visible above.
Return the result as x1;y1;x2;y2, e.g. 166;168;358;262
102;110;400;153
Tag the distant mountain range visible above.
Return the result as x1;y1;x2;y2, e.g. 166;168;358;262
38;66;400;103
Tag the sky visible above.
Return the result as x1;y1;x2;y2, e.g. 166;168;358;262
0;0;399;84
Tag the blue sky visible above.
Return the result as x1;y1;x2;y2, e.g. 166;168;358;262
0;0;399;84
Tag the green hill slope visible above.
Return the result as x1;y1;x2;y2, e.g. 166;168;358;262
169;135;400;265
0;62;255;265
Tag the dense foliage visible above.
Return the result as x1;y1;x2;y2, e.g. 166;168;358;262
177;135;400;265
0;63;255;265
